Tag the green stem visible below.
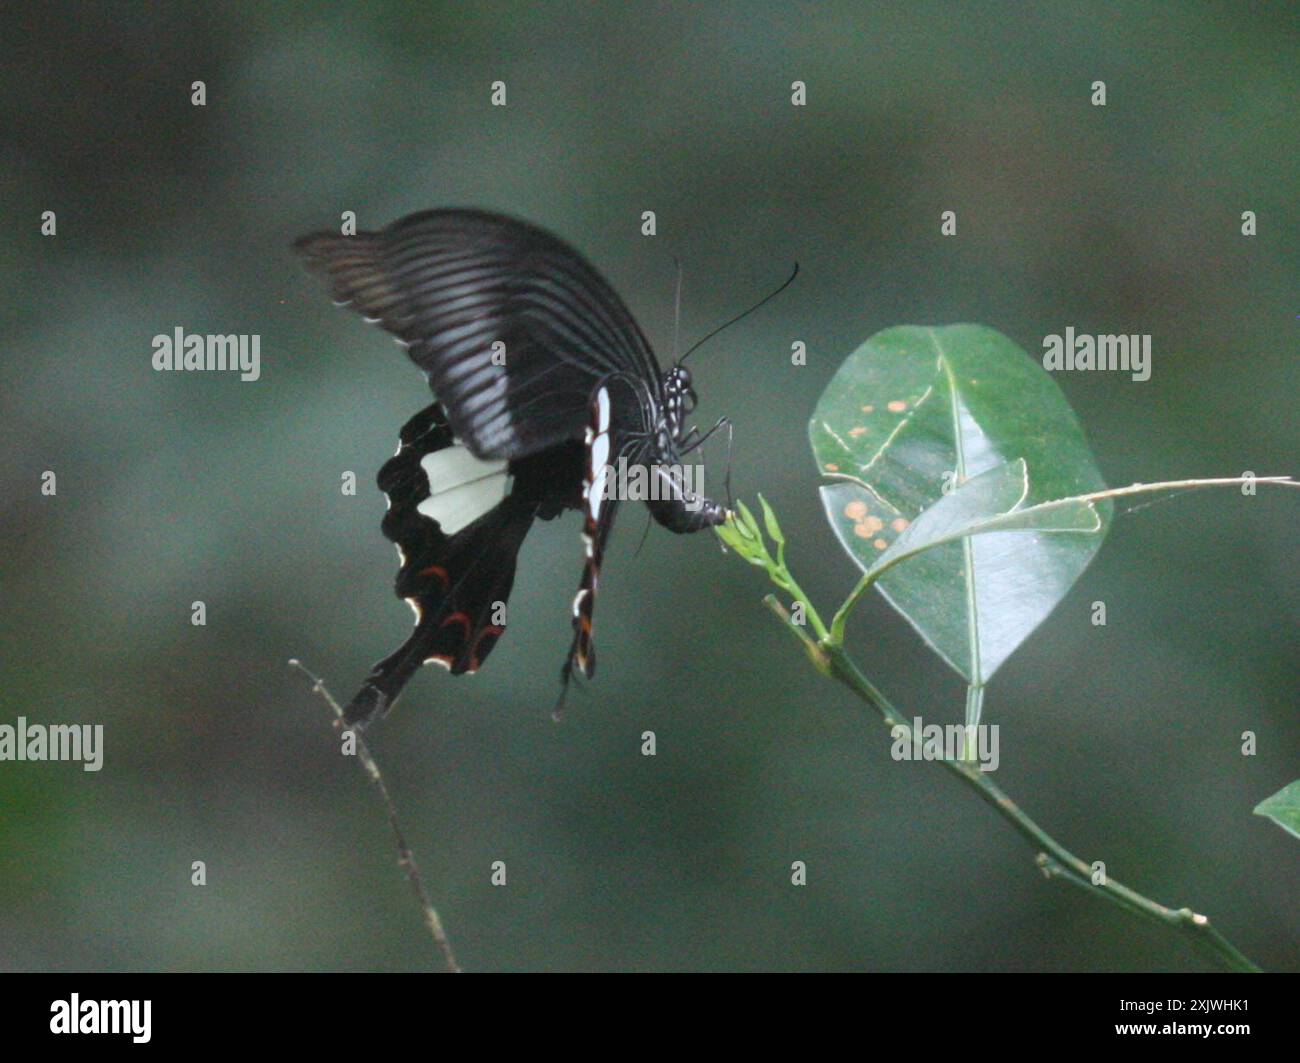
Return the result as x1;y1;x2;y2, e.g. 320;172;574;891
963;682;985;746
819;641;1261;973
829;572;869;645
723;510;1262;973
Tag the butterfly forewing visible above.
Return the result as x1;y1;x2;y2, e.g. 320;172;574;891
294;209;663;460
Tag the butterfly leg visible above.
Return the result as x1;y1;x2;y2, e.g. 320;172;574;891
679;415;730;456
677;415;734;514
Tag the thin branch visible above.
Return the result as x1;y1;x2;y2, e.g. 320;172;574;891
289;659;460;973
829;474;1296;645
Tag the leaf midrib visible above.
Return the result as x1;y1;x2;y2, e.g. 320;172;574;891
929;328;983;688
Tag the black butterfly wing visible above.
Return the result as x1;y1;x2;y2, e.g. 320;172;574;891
555;375;667;713
342;402;588;727
293;209;664;460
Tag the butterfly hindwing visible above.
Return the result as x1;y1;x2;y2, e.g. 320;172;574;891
344;403;590;727
558;378;659;707
344;404;524;726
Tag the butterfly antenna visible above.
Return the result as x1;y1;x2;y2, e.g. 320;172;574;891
678;262;799;365
723;418;735;512
671;255;684;363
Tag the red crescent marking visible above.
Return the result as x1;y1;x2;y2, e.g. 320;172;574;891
439;611;472;635
418;564;451;589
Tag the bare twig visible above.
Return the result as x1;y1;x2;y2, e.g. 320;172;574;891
289;659;460;973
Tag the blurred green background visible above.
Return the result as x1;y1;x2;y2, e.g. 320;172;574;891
2;1;1296;972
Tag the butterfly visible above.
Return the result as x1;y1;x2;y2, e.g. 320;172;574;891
294;209;742;728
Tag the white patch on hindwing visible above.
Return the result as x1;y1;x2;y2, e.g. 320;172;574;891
416;445;509;535
583;385;613;520
587;466;609;518
590;431;610;474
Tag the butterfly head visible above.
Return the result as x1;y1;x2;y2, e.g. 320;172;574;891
664;364;697;440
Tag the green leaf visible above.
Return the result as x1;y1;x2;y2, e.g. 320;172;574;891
864;458;1103;580
811;325;1111;683
757;494;785;548
716;506;765;564
1254;781;1300;841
